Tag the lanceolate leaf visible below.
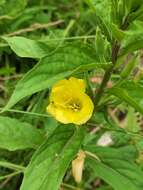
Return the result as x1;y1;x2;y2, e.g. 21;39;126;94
3;44;110;111
106;20;143;56
120;20;143;56
3;36;52;59
86;146;143;190
20;124;85;190
0;116;44;151
108;81;143;114
88;159;143;190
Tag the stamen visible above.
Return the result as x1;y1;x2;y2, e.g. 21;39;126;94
68;102;81;112
51;99;82;112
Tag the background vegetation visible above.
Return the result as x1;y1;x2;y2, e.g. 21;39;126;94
1;0;143;190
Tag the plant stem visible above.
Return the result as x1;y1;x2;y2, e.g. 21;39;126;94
62;183;83;190
85;151;101;162
4;20;64;37
94;41;120;107
94;13;130;108
0;161;25;171
0;171;22;181
0;107;51;118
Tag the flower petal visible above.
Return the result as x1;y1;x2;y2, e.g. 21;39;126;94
69;77;86;92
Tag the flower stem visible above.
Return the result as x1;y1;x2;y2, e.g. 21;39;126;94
94;14;130;108
94;41;120;107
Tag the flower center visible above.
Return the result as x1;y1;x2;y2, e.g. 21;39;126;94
51;98;82;112
67;101;82;112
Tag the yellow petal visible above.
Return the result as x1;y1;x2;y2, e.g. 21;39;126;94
69;77;86;92
47;103;69;124
61;93;94;125
52;77;85;93
47;77;94;125
52;79;68;93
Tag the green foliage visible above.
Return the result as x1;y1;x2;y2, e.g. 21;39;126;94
20;124;84;190
87;146;143;190
120;20;143;55
0;0;27;16
1;0;143;190
88;158;143;190
0;116;44;151
3;36;52;58
108;81;143;114
3;43;110;111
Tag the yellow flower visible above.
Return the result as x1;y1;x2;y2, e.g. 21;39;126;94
47;77;94;125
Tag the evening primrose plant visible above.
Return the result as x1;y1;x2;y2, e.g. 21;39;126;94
1;1;143;190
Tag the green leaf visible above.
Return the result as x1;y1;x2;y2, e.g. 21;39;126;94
108;81;143;114
20;124;84;190
124;0;142;13
120;20;143;56
86;146;143;190
88;158;143;190
44;117;58;137
0;0;27;16
120;55;138;80
2;36;52;59
111;131;131;147
85;0;113;38
96;187;113;190
136;139;143;152
124;107;140;132
95;27;111;62
127;0;143;21
109;20;143;56
3;44;110;111
86;0;112;23
129;5;143;22
110;23;125;41
0;116;44;151
86;145;137;160
0;0;5;6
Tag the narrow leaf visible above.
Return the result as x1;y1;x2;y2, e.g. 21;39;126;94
88;158;143;190
120;20;143;56
108;81;143;114
2;36;52;59
86;146;143;190
20;124;84;190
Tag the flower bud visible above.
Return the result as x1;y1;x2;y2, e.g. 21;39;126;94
72;150;86;183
